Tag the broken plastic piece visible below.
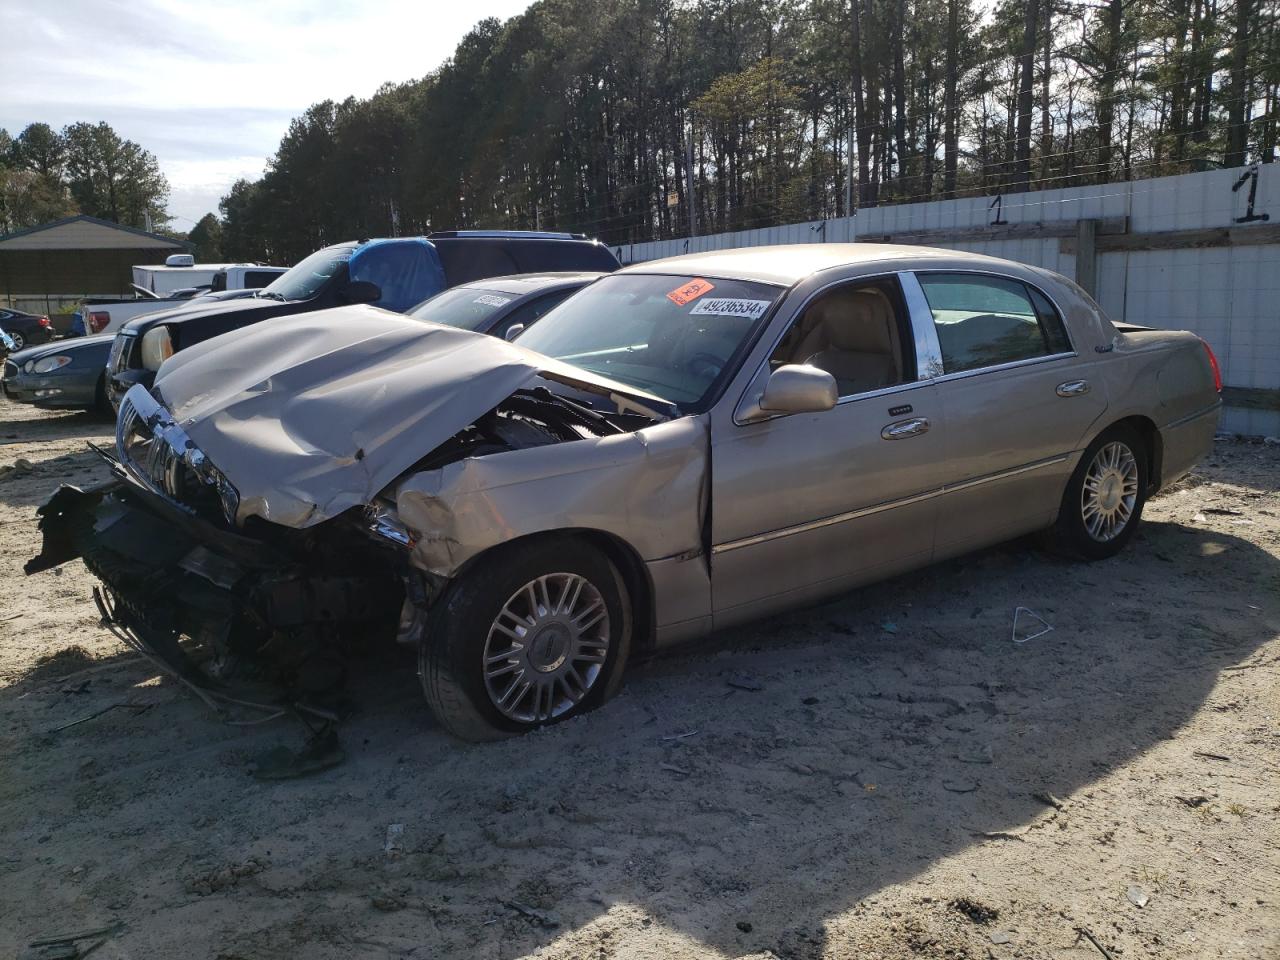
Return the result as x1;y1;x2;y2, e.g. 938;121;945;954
1011;606;1053;644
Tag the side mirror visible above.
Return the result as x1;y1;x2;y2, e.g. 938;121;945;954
503;323;525;342
741;364;838;422
342;280;382;304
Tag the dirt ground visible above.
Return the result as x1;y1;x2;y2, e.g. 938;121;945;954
1;398;1277;960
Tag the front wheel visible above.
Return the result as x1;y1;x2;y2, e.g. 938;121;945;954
1046;425;1148;560
419;538;632;741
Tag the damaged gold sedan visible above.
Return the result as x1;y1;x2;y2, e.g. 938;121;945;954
26;245;1221;740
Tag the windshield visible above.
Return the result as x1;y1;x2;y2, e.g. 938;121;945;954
258;244;356;302
406;286;515;331
515;273;782;410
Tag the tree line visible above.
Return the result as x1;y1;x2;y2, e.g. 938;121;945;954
0;122;170;236
202;0;1274;263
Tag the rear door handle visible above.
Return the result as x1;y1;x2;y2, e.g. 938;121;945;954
881;417;930;440
1056;379;1090;397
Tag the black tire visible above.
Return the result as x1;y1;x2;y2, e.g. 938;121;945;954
94;373;114;418
419;537;632;741
1046;424;1149;560
9;332;25;351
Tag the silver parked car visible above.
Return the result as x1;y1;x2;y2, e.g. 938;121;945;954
28;244;1222;740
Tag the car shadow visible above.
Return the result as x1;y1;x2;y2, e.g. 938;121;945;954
0;520;1275;958
0;445;115;510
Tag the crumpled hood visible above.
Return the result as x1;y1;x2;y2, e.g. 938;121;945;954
150;305;639;528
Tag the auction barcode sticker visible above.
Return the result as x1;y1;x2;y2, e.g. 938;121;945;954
689;298;772;320
474;294;514;307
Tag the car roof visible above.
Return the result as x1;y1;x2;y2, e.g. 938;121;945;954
455;272;606;295
616;243;1023;286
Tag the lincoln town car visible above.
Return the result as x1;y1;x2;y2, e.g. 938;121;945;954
27;244;1222;740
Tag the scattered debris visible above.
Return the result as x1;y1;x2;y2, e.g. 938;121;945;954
1175;794;1211;808
1126;885;1150;908
726;677;763;692
50;703;152;734
880;621;899;634
385;824;405;858
1202;507;1243;516
250;729;344;781
661;730;699;742
659;763;691;777
1074;925;1117;960
971;825;1030;841
1011;606;1053;644
1192;750;1231;762
949;898;999;925
1032;791;1065;810
23;934;112;959
942;779;979;793
736;920;754;933
504;900;560;928
989;930;1015;944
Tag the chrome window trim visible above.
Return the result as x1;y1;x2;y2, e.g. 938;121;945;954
711;453;1070;555
909;268;1079;378
929;350;1077;384
731;270;923;425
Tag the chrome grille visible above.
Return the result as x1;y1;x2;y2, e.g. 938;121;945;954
107;332;134;376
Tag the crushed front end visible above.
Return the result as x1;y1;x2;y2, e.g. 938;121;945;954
26;385;407;697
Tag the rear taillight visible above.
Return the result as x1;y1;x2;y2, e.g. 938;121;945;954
88;311;110;334
1199;337;1223;393
38;316;50;327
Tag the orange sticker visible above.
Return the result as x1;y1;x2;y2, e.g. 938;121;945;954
666;277;715;306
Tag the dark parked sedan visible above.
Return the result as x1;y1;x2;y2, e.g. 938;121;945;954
0;308;56;351
2;334;114;414
405;272;604;339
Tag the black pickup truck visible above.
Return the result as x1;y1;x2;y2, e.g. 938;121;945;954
106;231;620;409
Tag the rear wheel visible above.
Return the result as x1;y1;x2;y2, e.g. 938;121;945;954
1047;424;1148;560
419;538;631;741
9;331;25;351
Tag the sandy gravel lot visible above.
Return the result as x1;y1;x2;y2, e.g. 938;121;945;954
1;398;1277;960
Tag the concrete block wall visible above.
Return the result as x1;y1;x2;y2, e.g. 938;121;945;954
616;166;1279;435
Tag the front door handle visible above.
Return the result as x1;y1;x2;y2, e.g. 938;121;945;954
881;417;930;440
1056;379;1091;397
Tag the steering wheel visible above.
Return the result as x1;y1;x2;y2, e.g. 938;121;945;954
685;351;725;381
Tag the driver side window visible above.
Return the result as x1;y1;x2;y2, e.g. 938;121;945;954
769;278;915;398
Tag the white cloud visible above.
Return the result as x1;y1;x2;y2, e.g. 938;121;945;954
0;0;534;224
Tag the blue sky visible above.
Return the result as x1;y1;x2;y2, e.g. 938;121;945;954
0;0;534;227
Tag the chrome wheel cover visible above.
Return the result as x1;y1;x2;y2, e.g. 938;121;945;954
483;572;610;723
1081;441;1139;542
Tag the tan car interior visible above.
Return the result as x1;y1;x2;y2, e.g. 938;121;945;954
772;285;906;396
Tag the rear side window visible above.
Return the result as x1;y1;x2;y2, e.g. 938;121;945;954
917;273;1072;374
513;243;620;273
493;288;577;339
244;270;282;288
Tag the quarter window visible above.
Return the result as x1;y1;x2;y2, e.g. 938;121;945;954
917;273;1072;374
